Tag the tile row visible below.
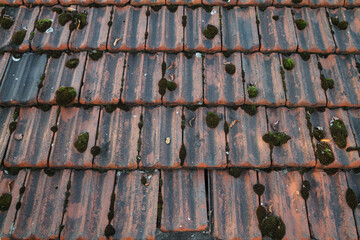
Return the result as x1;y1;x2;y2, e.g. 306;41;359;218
0;106;359;169
1;6;360;54
0;52;359;107
0;168;358;239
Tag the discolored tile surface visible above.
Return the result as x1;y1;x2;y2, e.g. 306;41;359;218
346;171;360;236
0;108;14;160
0;53;10;82
347;109;360;151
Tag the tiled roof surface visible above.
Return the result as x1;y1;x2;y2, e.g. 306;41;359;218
0;0;359;239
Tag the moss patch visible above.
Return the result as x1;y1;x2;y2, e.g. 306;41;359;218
247;86;258;98
35;19;52;33
12;30;26;45
282;58;294;70
0;16;14;29
203;24;218;40
295;19;307;30
0;193;12;211
330;118;348;148
182;16;187;28
313;127;325;141
167;5;178;12
300;180;310;201
89;50;103;61
58;11;88;31
105;104;117;113
299;52;310;61
225;63;236;75
241;104;257;116
263;131;291;147
315;141;334;165
206;112;220;128
55;86;76;105
91;146;101;156
292;0;302;3
104;224;115;237
320;74;334;91
228;167;242;178
74;132;89;153
345;188;358;211
179;144;186;165
256;206;267;224
52;7;63;14
167;81;177;91
9;121;17;133
272;15;279;21
324;168;338;176
158;78;168;96
331;17;348;30
65;58;79;69
260;215;286;239
253;184;265;196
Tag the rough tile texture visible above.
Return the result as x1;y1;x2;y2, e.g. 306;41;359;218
0;108;13;160
346;171;360;236
347;109;360;153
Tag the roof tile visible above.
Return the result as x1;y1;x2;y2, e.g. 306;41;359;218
112;170;159;239
347;109;360;153
146;7;184;52
61;170;115;240
318;55;360;107
183;107;227;168
203;0;237;6
0;53;47;106
221;7;259;52
281;54;326;107
293;8;336;53
273;0;309;6
237;0;272;4
226;106;271;168
344;0;360;6
308;0;344;7
24;0;58;6
5;107;58;168
267;107;315;167
94;107;140;169
79;52;125;105
59;0;90;6
304;171;358;239
204;53;244;105
211;170;261;240
140;106;182;169
242;53;286;106
0;107;13;160
161;169;208;231
94;0;128;5
49;107;100;168
166;0;201;5
0;53;10;80
258;7;297;53
131;0;165;5
38;52;86;105
69;6;112;51
346;171;360;236
184;7;221;53
0;0;22;5
12;169;71;239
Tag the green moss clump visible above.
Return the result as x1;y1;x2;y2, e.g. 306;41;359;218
247;86;258;98
151;5;162;12
324;168;338;176
262;131;291;147
182;16;187;28
5;167;20;176
331;17;339;26
256;206;267;223
260;216;286;239
313;127;325;141
330;119;348;148
44;168;56;177
253;184;265;196
141;176;147;185
272;15;279;21
0;16;14;29
105;104;116;113
228;167;242;178
89;50;103;61
299;52;310;61
338;21;349;30
345;188;358;211
55;86;76;105
58;11;88;31
241;104;257;116
65;58;79;69
158;78;168;96
300;180;310;201
9;121;17;133
315;141;334;165
167;5;178;12
167;81;177;91
38;103;51;112
12;30;26;45
292;0;302;3
0;193;12;211
295;19;307;30
225;63;236;75
206;112;220;128
203;24;218;40
52;7;63;14
320;75;334;91
35;19;52;33
51;125;58;133
179;144;186;165
282;58;294;70
104;224;115;237
91;146;101;156
74;132;89;153
58;12;72;26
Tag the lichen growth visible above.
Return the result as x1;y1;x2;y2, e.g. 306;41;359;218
315;141;334;165
225;63;236;75
330;119;348;148
320;74;334;91
55;86;76;105
35;19;52;33
282;58;294;70
0;193;12;211
0;16;14;29
65;58;79;69
206;112;220;128
345;188;358;211
241;104;257;116
91;146;101;156
228;167;242;178
12;30;26;45
295;19;307;30
89;50;103;61
262;131;291;147
247;86;258;98
167;81;177;91
74;132;89;153
253;184;265;196
203;24;218;40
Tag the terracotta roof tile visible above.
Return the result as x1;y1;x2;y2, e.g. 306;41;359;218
0;107;13;160
0;0;23;5
94;0;128;5
0;53;11;80
346;170;360;236
161;169;208;231
24;0;58;6
347;109;360;153
345;0;360;6
203;0;237;6
273;0;309;6
165;0;201;5
131;0;165;6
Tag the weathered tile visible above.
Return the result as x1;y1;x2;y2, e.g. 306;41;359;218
112;170;159;239
31;7;71;51
184;7;221;53
0;0;22;5
161;170;207;232
94;107;140;169
0;108;13;160
183;107;226;168
203;0;236;6
346;171;360;236
237;0;272;4
259;171;310;239
59;0;92;5
61;170;115;240
329;8;360;54
0;6;39;52
273;0;309;6
308;0;344;6
131;0;165;5
49;107;100;168
122;53;163;105
309;108;359;168
318;55;360;107
146;7;183;52
222;7;259;52
69;7;111;51
38;52;86;105
226;107;270;168
304;171;358;240
0;53;47;106
211;170;261;240
166;0;201;4
204;53;244;105
94;0;128;5
0;53;10;81
140;107;182;169
5;107;58;168
24;0;58;6
281;54;326;107
347;109;360;150
345;0;360;6
267;107;315;167
12;169;71;240
0;170;27;239
258;7;297;52
107;6;147;52
162;53;203;105
79;52;125;105
293;8;335;53
242;53;286;106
